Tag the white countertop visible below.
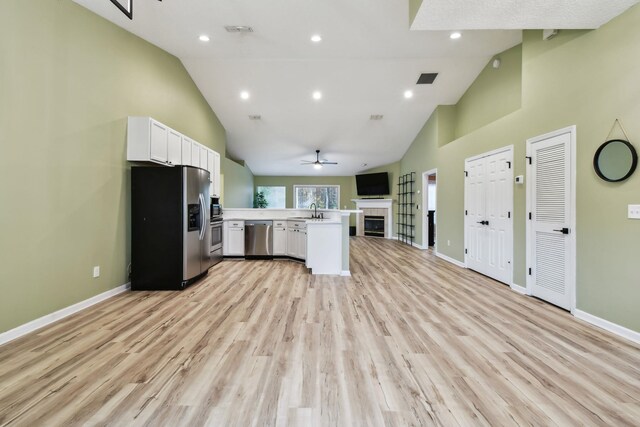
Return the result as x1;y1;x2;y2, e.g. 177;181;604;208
223;217;341;225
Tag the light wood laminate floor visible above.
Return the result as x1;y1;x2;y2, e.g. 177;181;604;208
0;237;639;426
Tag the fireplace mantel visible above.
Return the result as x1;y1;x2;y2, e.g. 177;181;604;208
352;199;393;238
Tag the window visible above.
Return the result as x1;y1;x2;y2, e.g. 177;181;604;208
256;186;286;208
294;185;340;209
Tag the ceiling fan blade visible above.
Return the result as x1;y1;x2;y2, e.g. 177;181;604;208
320;161;338;165
300;161;316;164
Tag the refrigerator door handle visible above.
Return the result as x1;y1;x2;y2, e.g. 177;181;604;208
198;194;206;241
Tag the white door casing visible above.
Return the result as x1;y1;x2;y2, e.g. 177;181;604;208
526;126;576;312
465;146;513;284
421;169;437;251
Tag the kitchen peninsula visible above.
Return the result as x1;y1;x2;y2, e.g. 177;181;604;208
222;209;359;276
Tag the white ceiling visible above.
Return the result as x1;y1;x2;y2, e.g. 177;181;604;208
70;0;635;175
412;0;640;30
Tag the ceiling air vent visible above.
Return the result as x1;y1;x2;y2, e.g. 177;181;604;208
248;115;261;120
225;26;254;33
416;73;438;84
370;115;384;120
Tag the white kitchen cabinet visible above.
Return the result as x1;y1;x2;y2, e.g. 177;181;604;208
207;150;215;181
167;129;182;165
181;136;193;166
223;220;245;256
298;230;307;260
273;225;287;255
213;151;221;197
128;117;175;165
191;142;201;167
287;221;306;260
200;146;208;170
287;228;298;258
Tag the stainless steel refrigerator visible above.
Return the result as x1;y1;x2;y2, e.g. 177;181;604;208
131;166;211;290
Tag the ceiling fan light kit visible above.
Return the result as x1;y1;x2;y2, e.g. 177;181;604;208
301;150;338;169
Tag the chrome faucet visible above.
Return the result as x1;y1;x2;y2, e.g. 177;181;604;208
309;203;318;218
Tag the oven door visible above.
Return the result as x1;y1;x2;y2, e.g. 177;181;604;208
210;220;223;252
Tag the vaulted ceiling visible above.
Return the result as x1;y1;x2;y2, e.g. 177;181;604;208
73;0;637;175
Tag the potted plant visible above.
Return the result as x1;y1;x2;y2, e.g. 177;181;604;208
254;191;268;208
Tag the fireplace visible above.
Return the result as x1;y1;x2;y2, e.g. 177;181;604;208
364;216;385;237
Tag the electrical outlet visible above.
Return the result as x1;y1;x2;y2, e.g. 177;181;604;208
93;266;100;278
628;205;640;219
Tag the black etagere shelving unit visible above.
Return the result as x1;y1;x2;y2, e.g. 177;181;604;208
397;172;415;246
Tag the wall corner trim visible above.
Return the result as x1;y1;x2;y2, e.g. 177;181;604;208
510;283;528;295
412;242;428;250
340;270;352;277
574;309;640;345
0;283;131;346
435;251;466;269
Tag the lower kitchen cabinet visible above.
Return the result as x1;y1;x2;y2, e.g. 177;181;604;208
286;223;306;260
223;221;245;256
273;226;287;255
287;228;298;258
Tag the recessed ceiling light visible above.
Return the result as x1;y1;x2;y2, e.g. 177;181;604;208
370;115;383;120
199;34;210;42
240;91;250;100
311;34;322;43
312;91;322;100
361;163;368;167
404;90;413;99
450;32;462;40
248;115;261;120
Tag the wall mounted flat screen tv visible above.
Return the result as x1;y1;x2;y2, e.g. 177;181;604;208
356;172;390;196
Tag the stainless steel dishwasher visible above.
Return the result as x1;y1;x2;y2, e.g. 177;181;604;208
245;220;273;258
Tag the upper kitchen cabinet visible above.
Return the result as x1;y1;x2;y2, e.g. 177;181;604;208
128;117;176;166
127;117;221;191
213;151;221;197
207;150;221;196
167;129;182;165
181;136;193;166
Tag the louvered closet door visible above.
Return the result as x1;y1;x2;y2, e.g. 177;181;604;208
529;132;572;310
485;150;513;284
465;157;486;273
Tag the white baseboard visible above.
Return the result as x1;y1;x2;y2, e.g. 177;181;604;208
0;283;130;346
340;270;351;277
574;309;640;345
510;283;528;295
435;251;466;269
411;241;427;250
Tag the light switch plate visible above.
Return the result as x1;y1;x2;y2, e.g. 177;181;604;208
515;175;524;184
93;266;100;278
628;205;640;219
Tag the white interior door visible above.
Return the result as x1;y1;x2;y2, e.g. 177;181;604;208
465;147;513;284
465;158;486;273
527;128;574;311
484;150;513;284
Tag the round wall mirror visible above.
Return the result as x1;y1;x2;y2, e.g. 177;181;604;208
593;139;638;182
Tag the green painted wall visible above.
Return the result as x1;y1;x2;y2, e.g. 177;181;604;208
454;44;522;139
0;0;228;333
253;175;357;210
408;0;423;26
223;158;254;208
396;4;640;331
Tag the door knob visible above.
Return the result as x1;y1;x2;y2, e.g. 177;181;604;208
553;227;570;234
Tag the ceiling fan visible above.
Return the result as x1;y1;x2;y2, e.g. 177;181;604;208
301;150;338;170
